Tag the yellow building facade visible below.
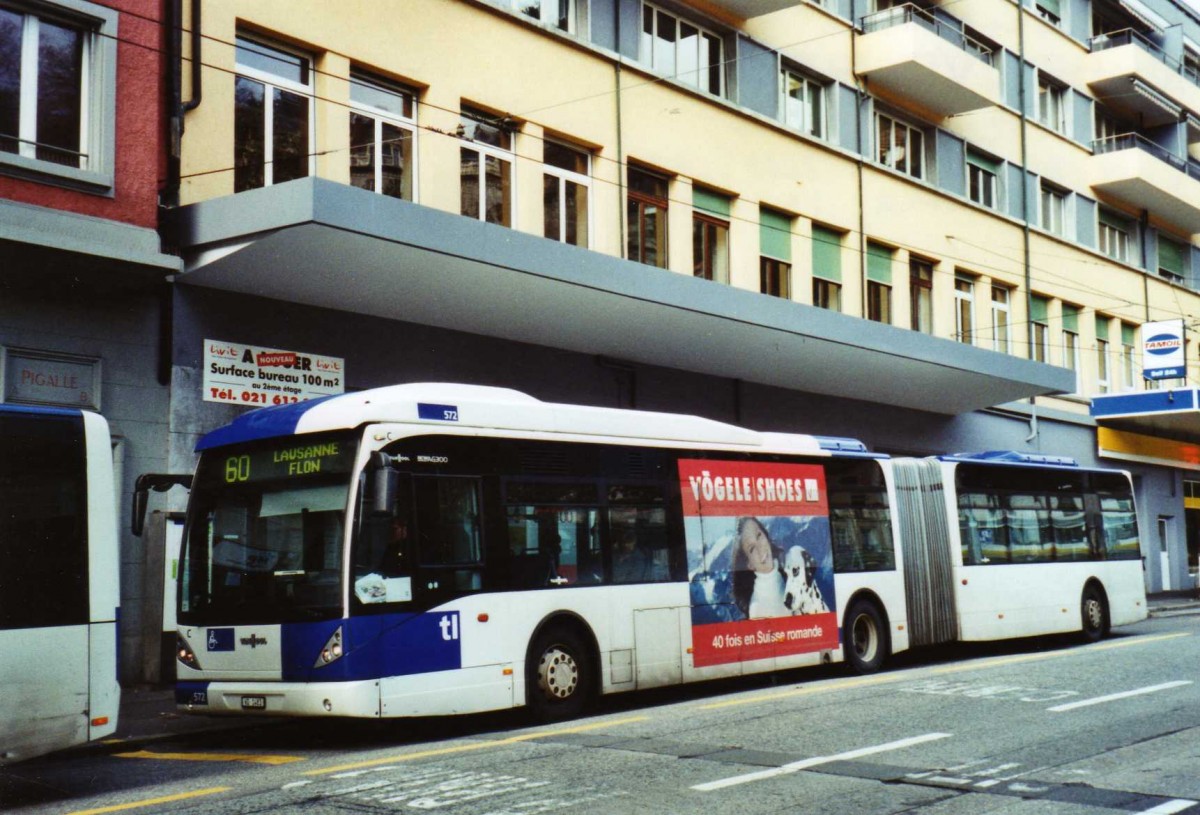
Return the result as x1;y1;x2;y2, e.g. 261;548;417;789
165;0;1200;591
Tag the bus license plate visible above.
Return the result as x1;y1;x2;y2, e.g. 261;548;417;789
241;695;267;710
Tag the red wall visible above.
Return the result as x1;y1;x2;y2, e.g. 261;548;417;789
0;0;165;229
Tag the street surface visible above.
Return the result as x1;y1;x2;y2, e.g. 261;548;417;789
2;612;1198;815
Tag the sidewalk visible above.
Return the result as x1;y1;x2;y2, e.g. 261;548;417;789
97;594;1200;753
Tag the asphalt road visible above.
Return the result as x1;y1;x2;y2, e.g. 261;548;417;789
2;612;1198;815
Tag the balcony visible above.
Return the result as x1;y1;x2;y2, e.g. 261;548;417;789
702;0;805;17
1086;30;1200;128
856;5;1000;116
1091;134;1200;233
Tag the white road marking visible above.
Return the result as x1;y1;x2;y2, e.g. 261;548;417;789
1047;681;1193;712
1139;800;1199;814
691;732;952;792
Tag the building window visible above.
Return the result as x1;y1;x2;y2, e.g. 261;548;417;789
877;112;924;179
234;36;313;193
967;151;998;209
0;1;117;188
628;166;668;267
641;3;723;95
813;278;841;310
1037;73;1066;134
1158;236;1186;284
1098;210;1132;263
991;285;1011;354
348;71;415;201
760;208;792;299
1041;184;1066;235
1097;336;1110;394
1035;0;1061;26
909;259;933;333
955;276;975;344
543;140;590;247
459;106;513;226
812;224;842;311
512;0;574;32
1121;324;1137;390
781;68;825;139
1063;303;1081;392
867;243;893;324
1031;295;1049;363
693;188;730;284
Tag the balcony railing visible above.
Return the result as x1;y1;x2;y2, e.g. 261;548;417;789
1093;132;1200;181
1090;28;1200;91
860;4;994;66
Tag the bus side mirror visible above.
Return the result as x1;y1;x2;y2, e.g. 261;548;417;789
132;473;193;537
366;453;397;517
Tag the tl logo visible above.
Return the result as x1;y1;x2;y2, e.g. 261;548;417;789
438;614;460;641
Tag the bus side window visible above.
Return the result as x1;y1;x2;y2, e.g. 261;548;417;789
607;506;669;584
827;461;894;573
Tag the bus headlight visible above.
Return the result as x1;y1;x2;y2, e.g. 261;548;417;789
177;636;199;669
314;626;344;668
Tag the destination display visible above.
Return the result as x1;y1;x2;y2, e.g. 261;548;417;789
198;435;358;488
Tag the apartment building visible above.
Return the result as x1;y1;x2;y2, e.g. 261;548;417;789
0;0;180;681
143;0;1200;623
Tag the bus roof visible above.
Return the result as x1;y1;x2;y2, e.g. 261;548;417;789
195;382;844;455
0;403;84;418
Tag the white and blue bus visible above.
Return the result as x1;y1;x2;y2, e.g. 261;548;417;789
160;384;1146;721
1;405;120;763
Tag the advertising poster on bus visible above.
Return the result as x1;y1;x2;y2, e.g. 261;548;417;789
680;458;838;667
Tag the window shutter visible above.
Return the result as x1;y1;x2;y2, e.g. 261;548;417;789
693;187;730;217
1095;316;1110;342
1121;323;1135;346
811;225;842;282
867;242;892;283
760;209;792;261
1062;303;1079;333
1159;238;1185;276
1030;295;1049;324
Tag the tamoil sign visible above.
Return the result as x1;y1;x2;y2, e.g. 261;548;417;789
1142;320;1186;381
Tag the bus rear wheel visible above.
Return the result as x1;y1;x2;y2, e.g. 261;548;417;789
527;624;593;721
844;599;888;674
1080;585;1109;643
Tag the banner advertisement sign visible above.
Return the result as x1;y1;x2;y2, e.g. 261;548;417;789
203;339;345;406
681;459;838;667
1141;319;1186;381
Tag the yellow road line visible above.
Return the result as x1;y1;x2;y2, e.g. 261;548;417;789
64;787;230;815
699;673;903;710
304;715;649;776
699;631;1191;710
115;749;305;765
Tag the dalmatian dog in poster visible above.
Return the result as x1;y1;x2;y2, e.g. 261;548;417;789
783;544;829;615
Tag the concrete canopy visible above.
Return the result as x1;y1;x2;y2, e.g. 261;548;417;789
170;178;1072;416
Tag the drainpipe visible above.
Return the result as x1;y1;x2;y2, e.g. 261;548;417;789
1017;0;1032;362
852;0;868;318
1016;0;1039;444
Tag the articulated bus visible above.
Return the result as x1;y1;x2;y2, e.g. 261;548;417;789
1;405;120;763
158;384;1146;721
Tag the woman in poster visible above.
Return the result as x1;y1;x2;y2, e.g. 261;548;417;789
731;516;789;619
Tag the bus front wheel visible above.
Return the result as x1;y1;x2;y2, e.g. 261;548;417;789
1080;585;1109;643
843;599;888;674
527;624;593;721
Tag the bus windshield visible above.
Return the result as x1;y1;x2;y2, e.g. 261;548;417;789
180;433;358;625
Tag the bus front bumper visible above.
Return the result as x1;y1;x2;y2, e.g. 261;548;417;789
176;679;381;718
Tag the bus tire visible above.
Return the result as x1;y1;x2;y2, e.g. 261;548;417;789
843;598;888;674
526;624;593;722
1080;584;1109;643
